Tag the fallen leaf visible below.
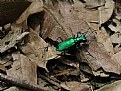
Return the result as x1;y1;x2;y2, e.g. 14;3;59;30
110;33;121;44
4;86;29;91
7;54;37;84
112;51;121;66
77;40;121;74
0;29;29;53
96;27;114;56
85;0;105;9
16;0;43;24
60;81;92;91
98;0;115;24
108;19;121;33
96;80;121;91
20;28;59;71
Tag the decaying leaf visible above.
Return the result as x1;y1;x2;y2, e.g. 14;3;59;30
108;19;121;33
77;40;121;74
58;1;90;35
96;27;114;56
112;51;121;66
4;86;29;91
96;80;121;91
98;0;115;25
72;1;99;30
85;0;105;9
110;33;121;44
7;54;37;84
60;81;92;91
1;0;121;91
20;28;59;71
16;0;44;24
0;29;29;53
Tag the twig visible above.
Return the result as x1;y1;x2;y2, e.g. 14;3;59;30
0;73;48;91
98;7;102;29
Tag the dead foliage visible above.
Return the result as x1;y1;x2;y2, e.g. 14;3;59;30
1;0;121;91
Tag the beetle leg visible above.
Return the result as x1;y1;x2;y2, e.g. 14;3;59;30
60;51;66;55
77;31;88;38
56;37;63;42
76;43;81;49
77;32;82;37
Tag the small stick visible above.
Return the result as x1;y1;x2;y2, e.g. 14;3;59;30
98;7;102;29
0;73;48;91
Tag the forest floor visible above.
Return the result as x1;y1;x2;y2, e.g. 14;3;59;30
1;0;121;91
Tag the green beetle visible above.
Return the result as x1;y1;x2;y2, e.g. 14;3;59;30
56;35;87;51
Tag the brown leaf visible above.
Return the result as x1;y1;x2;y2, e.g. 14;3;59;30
42;1;98;41
112;51;121;66
0;29;29;53
110;33;121;44
7;54;37;84
77;41;121;74
85;0;105;9
4;86;30;91
108;19;121;33
98;0;115;25
96;80;121;91
60;81;92;91
41;4;72;40
96;27;114;56
20;28;59;71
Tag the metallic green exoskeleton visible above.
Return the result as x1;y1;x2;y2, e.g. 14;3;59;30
56;35;86;51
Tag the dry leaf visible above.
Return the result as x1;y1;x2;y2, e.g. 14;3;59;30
60;81;92;91
20;28;59;71
98;0;115;24
110;33;121;43
4;86;30;91
16;0;43;24
85;0;105;9
73;1;99;30
58;2;90;35
112;51;121;66
96;80;121;91
96;27;114;56
43;1;98;41
108;19;121;33
1;1;121;91
41;3;72;40
77;41;121;74
7;54;37;84
0;29;29;53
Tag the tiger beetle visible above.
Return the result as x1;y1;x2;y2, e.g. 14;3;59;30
56;32;87;51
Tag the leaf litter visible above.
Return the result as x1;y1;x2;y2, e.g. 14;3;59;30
1;0;121;91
